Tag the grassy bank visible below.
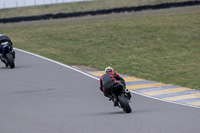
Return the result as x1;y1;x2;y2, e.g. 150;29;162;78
0;0;191;18
1;12;200;90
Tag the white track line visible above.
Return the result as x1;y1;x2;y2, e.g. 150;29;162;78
15;48;200;109
16;48;99;80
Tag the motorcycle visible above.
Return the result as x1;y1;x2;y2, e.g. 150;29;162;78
111;83;132;113
0;42;15;69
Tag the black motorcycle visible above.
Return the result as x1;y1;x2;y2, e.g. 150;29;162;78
0;43;15;69
111;83;132;113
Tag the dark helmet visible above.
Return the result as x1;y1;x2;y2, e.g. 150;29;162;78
105;66;114;73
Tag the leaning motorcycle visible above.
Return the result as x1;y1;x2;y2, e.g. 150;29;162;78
111;83;132;113
0;43;15;69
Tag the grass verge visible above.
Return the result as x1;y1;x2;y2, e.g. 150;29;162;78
1;11;200;90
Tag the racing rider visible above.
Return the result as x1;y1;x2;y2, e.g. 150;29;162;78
100;66;131;106
0;33;15;60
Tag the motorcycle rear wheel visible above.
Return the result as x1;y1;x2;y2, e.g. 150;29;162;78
117;93;132;113
6;53;15;69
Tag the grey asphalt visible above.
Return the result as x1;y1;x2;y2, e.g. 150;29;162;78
0;50;200;133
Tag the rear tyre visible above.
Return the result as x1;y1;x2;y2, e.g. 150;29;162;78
118;93;132;113
6;53;15;69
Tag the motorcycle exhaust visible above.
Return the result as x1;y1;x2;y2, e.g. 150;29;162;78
125;89;130;93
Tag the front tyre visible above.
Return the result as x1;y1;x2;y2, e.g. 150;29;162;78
6;53;15;69
118;93;132;113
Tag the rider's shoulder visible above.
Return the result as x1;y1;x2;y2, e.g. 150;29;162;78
114;72;120;76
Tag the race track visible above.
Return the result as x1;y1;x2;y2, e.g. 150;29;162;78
0;50;200;133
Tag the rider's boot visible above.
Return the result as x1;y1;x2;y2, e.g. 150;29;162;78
109;96;118;107
113;97;119;107
0;53;5;62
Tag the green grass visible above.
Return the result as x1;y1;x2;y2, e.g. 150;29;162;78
0;0;191;18
1;12;200;90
